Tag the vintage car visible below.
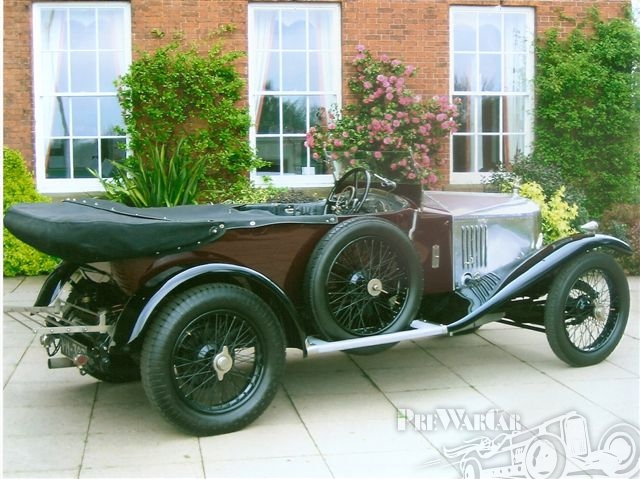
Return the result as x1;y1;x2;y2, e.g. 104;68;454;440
3;168;632;436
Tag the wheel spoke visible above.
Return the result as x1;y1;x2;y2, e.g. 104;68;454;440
171;311;262;413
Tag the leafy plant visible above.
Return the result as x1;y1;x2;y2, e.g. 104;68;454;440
99;140;207;207
114;41;264;205
518;182;578;244
601;204;640;275
305;46;459;186
483;153;590;227
534;7;640;217
3;147;60;276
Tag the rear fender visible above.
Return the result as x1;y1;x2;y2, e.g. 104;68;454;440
124;264;305;349
447;234;631;332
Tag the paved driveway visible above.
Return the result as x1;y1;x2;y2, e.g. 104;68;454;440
3;276;639;478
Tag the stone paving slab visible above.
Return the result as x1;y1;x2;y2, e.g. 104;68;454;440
2;276;639;478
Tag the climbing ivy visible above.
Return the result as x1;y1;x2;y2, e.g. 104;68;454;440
534;7;640;217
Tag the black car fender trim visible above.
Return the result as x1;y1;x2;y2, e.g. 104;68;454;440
126;263;305;348
447;234;631;332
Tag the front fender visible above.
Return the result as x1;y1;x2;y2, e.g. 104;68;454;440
447;234;631;332
125;263;305;349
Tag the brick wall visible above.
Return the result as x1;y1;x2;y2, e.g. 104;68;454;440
3;0;630;180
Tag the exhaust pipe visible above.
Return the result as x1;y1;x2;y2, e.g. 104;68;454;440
48;357;75;369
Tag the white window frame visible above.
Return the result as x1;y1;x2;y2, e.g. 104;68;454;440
32;2;131;194
248;3;341;188
449;6;535;185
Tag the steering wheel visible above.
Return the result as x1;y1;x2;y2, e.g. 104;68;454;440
324;168;372;215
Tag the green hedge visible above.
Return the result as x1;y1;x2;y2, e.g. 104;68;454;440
3;147;60;277
534;7;640;218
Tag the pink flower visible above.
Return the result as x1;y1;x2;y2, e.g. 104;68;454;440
386;93;394;100
363;81;373;89
356;44;365;52
373;151;383;159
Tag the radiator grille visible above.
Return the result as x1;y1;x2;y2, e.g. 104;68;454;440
461;224;488;271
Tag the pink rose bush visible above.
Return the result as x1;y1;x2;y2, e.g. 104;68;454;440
305;46;459;186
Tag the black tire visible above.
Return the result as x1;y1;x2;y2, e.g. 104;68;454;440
305;217;424;343
140;284;286;436
544;252;629;367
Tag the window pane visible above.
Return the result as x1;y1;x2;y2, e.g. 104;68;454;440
455;96;473;133
283;96;306;133
283;137;306;173
256;137;280;172
73;139;98;178
453;135;474;172
48;96;71;136
504;54;526;92
308;10;332;50
454;54;476;91
70;9;96;49
99;51;124;92
42;52;69;92
257;96;280;134
265;53;280;91
503;96;525;134
72;97;98;136
100;97;124;135
281;10;306;50
481;96;500;133
100;138;126;177
46;139;70;178
479;54;501;91
503;134;524;167
452;12;476;51
40;8;67;50
309;95;338;127
282;52;306;90
480;135;500;171
504;14;528;52
70;51;97;91
479;14;500;51
255;10;279;49
98;8;124;50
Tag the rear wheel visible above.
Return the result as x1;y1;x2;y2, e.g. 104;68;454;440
140;284;286;436
544;252;629;367
305;217;423;351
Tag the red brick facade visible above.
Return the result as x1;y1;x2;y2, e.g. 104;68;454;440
3;0;629;182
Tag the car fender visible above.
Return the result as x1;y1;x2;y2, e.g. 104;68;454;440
126;263;305;348
447;234;631;332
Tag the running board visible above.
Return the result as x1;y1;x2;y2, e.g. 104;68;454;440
305;320;448;355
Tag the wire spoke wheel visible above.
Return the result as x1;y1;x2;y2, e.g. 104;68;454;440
172;311;262;413
545;252;629;367
562;275;616;351
327;236;410;335
305;217;423;348
141;284;285;436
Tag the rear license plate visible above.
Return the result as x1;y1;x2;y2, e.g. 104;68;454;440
60;336;89;359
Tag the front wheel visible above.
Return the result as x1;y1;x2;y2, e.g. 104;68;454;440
544;252;629;367
140;284;286;436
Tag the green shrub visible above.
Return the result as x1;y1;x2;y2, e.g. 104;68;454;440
484;154;591;226
3;147;60;276
534;7;640;217
601;204;640;275
114;40;264;206
518;182;578;244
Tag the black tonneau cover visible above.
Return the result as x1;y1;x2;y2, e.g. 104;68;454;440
4;199;337;263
